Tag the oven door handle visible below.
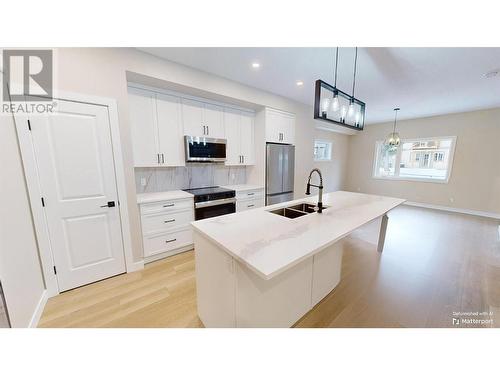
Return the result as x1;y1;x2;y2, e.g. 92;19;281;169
194;197;236;209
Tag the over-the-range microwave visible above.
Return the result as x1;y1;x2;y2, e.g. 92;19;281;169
184;135;227;163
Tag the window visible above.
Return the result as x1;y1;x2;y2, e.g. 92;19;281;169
314;140;332;161
373;136;456;183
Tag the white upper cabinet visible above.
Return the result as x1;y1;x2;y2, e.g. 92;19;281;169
128;87;185;167
224;108;241;165
240;111;255;165
128;88;160;167
181;98;204;136
129;85;254;167
182;99;224;138
156;93;185;166
203;103;225;138
224;108;255;166
265;108;295;145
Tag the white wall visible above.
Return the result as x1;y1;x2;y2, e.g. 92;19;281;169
0;111;46;327
346;108;500;214
54;48;351;260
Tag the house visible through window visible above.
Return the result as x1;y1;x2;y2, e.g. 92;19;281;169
314;140;332;161
373;137;456;182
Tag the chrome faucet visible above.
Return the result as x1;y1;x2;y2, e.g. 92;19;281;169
305;168;324;213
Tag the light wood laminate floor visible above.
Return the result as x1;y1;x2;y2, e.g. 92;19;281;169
39;206;500;328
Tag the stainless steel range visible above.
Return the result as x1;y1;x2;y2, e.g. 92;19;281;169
183;186;236;220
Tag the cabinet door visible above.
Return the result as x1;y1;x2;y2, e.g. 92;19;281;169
156;93;185;166
182;98;204;136
240;111;255;165
282;114;295;145
265;109;283;143
224;108;241;166
204;103;225;138
128;88;160;166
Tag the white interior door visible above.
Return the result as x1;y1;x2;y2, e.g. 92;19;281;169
30;99;126;291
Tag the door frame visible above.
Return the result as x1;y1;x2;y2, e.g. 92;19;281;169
13;91;138;297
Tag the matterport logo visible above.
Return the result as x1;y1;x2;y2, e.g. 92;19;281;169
1;48;56;115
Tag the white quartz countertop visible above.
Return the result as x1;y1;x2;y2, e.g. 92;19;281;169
191;191;405;280
221;184;264;191
137;190;193;204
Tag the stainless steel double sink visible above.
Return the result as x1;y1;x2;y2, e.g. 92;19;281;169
268;203;328;219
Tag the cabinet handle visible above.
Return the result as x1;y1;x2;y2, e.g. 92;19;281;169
163;203;175;208
165;238;177;243
247;192;255;196
207;126;209;135
164;219;175;223
161;154;165;164
242;155;244;164
247;204;255;208
157;153;160;164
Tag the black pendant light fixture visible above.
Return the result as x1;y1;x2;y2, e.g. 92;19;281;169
314;47;366;130
385;108;401;151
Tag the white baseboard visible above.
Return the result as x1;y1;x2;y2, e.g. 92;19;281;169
127;260;145;273
404;201;500;220
29;290;48;328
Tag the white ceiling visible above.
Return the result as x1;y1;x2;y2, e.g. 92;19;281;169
138;47;500;124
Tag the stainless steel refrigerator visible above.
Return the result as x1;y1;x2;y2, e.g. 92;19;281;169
266;143;295;205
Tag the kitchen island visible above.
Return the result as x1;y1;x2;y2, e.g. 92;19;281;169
191;191;405;327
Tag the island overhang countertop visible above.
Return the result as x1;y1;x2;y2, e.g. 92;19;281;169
191;191;405;280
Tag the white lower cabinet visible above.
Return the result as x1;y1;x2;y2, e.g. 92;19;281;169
235;188;265;212
139;197;194;260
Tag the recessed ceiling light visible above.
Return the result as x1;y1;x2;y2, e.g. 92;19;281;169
296;80;304;86
484;69;499;78
251;62;260;69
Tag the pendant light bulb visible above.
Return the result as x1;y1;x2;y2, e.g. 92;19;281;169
348;100;355;118
322;98;330;114
331;91;340;112
340;105;347;122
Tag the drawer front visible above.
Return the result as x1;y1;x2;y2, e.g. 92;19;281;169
236;197;264;212
141;209;194;235
143;227;193;257
236;189;264;200
140;198;193;215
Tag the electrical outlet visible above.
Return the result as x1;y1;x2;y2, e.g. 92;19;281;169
449;197;454;203
140;177;147;187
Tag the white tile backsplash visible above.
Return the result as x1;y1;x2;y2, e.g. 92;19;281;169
135;165;247;193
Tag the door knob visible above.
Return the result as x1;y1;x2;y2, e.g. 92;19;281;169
100;201;116;208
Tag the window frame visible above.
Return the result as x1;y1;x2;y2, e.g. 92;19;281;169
313;139;333;162
372;135;457;184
